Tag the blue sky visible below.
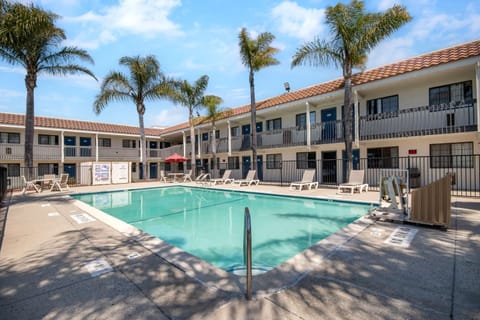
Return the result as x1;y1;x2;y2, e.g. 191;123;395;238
1;0;479;128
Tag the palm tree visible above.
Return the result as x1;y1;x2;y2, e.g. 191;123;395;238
94;55;175;180
238;27;279;171
170;75;212;177
291;0;411;180
202;96;231;178
0;2;96;169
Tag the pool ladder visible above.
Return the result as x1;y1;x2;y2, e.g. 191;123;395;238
244;207;252;300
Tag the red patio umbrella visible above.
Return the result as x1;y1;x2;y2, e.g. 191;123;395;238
164;153;188;163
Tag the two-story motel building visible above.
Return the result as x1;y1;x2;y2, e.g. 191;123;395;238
1;40;479;193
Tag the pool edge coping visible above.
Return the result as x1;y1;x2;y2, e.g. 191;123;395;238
70;186;377;297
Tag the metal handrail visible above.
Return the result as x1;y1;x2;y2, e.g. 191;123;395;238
243;207;252;300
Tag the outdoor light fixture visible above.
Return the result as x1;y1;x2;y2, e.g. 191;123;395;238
284;82;290;92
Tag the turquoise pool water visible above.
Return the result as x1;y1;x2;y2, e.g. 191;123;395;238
73;187;370;271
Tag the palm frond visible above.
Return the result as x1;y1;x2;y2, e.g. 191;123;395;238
93;89;132;114
291;38;342;69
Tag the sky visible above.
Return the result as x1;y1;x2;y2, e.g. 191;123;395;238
0;0;479;128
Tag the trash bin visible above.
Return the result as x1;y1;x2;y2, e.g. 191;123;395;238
409;168;420;188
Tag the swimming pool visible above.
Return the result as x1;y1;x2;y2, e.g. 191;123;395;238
73;187;371;272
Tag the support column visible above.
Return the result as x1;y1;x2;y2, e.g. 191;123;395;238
95;133;99;162
197;128;201;158
306;101;311;148
227;121;232;155
60;130;64;164
354;90;359;148
476;62;480;133
182;131;187;157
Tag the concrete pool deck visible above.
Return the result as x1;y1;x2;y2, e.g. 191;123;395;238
1;181;479;319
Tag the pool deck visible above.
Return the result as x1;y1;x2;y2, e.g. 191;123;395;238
1;181;479;319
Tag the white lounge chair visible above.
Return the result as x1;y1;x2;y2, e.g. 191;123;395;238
232;170;260;186
183;170;193;182
289;169;318;190
22;175;40;194
195;173;210;184
210;170;233;185
51;173;70;192
337;170;368;195
160;170;170;183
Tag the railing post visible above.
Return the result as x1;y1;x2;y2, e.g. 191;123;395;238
243;207;252;300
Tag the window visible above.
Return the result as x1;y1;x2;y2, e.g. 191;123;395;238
296;111;316;129
0;132;20;144
202;132;209;141
367;95;399;115
231;126;240;137
296;152;316;169
266;118;282;131
430;142;473;168
98;138;111;147
0;163;19;176
64;136;76;146
266;154;282;169
38;163;59;176
367;147;399;168
228;156;240;169
429;81;473;106
122;139;136;148
38;134;58;145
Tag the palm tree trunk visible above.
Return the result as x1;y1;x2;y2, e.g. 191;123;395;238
138;110;148;180
249;70;257;171
24;72;36;176
189;110;196;177
343;75;353;182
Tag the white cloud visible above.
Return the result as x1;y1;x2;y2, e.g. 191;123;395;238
64;0;183;49
0;88;24;99
0;65;25;74
271;1;325;41
377;0;400;11
151;108;187;126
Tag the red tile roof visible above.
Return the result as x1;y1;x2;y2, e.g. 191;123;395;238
160;39;480;134
0;112;164;137
1;40;479;136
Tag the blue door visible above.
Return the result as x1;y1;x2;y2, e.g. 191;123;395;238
241;125;251;150
321;108;336;141
242;156;251;178
149;162;158;179
256;155;263;180
63;164;76;182
64;136;76;157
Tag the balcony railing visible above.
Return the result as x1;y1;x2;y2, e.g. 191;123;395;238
98;147;139;160
359;102;477;140
1;144;63;161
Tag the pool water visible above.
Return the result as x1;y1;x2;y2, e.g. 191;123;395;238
73;187;370;271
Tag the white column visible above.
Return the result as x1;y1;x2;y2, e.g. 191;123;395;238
227;121;232;155
306;101;311;148
139;138;143;163
354;90;360;148
476;62;480;133
95;133;99;162
60;130;64;163
182;131;187;157
197;128;201;157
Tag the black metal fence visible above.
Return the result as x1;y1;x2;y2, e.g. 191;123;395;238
239;155;480;197
5;155;480;197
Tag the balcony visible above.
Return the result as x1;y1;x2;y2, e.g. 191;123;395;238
98;147;139;161
1;144;63;161
359;102;477;140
